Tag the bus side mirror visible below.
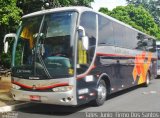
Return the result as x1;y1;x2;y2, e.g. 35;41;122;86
82;36;89;51
4;41;9;53
3;33;17;53
78;26;89;51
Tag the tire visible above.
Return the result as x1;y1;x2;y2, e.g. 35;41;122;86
144;73;150;87
92;79;107;106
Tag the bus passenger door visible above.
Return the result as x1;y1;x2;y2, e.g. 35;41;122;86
76;11;97;105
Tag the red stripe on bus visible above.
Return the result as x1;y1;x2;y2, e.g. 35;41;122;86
96;52;157;60
77;65;96;80
96;53;135;58
12;81;69;90
13;81;33;89
77;52;156;80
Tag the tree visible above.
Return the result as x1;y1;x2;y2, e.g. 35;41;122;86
0;0;22;67
126;0;160;27
99;7;111;15
17;0;94;15
16;0;43;15
99;5;160;39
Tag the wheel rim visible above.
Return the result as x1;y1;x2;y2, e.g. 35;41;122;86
97;84;106;101
146;74;150;85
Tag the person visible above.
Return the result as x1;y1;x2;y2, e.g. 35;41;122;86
52;46;65;57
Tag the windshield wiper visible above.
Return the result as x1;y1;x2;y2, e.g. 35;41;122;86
37;52;52;78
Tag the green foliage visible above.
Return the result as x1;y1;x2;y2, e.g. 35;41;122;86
0;0;22;67
99;4;160;39
127;0;160;27
17;0;44;14
17;0;94;15
1;51;12;68
58;0;93;6
0;0;21;25
99;7;111;14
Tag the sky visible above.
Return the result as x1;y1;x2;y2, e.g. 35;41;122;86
91;0;128;11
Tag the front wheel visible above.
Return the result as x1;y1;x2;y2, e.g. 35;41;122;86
92;79;107;106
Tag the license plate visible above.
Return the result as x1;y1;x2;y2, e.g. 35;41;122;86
30;95;41;101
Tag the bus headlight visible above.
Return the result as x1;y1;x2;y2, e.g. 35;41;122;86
52;86;73;92
12;84;21;90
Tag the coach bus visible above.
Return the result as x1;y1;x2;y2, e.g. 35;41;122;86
156;41;160;75
3;7;157;106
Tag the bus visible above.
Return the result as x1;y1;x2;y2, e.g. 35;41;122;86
156;41;160;75
3;7;157;106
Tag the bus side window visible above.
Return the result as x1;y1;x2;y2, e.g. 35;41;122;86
98;15;114;46
77;11;97;74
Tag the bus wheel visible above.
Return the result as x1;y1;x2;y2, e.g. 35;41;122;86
144;73;150;87
92;79;107;106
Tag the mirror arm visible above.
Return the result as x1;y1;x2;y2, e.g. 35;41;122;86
3;33;17;54
3;33;17;43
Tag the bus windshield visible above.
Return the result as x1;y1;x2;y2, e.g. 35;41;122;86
13;11;77;79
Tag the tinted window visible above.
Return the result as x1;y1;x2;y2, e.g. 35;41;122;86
136;33;147;51
125;27;138;49
146;38;156;52
98;15;114;45
77;12;97;74
113;22;126;47
80;12;96;46
97;14;156;52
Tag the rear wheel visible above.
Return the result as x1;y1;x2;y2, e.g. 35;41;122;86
92;79;107;106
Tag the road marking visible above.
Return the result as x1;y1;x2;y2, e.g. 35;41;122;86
0;106;12;112
0;102;30;113
142;92;149;95
150;91;157;94
142;90;158;95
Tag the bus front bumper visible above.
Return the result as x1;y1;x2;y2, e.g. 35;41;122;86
11;88;77;106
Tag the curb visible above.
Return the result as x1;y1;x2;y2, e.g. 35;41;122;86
0;102;31;112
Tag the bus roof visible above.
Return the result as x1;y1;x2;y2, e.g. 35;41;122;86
22;6;156;40
22;6;92;18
